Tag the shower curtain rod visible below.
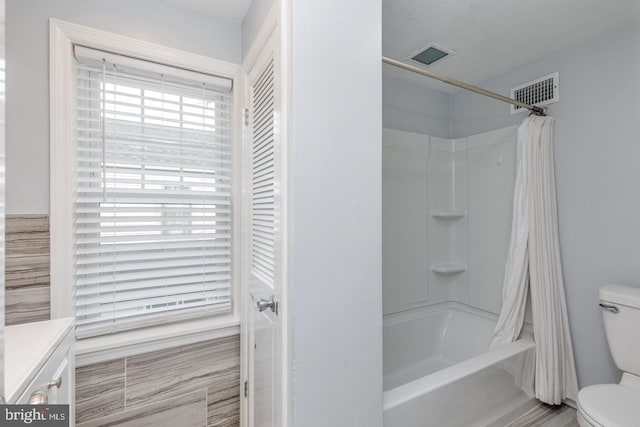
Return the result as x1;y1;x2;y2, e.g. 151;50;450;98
382;56;546;116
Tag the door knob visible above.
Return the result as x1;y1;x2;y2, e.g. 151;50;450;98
28;390;48;405
256;295;278;314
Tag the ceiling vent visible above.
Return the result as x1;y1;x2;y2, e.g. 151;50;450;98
409;43;455;67
510;72;559;114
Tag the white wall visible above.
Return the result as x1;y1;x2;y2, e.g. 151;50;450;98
289;0;382;425
449;21;640;388
241;0;274;60
6;0;241;214
382;74;451;138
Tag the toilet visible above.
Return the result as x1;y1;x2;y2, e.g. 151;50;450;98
577;284;640;426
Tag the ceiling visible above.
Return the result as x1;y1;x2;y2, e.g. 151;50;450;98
162;0;252;24
160;0;639;92
383;0;640;92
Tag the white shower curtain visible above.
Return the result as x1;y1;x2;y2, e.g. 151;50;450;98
491;115;578;405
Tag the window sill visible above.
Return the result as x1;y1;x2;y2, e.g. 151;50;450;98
75;315;240;367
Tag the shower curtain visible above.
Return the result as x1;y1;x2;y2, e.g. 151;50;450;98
490;115;578;405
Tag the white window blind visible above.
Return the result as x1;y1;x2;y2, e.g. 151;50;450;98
73;46;233;338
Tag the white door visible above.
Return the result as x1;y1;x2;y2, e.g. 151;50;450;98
244;29;282;427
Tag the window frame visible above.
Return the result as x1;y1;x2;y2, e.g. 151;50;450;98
49;19;243;361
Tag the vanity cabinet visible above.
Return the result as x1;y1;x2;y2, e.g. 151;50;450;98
5;318;75;423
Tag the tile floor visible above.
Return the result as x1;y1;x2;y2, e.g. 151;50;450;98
506;403;579;427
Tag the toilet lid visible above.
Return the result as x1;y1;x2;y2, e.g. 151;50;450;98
578;384;640;427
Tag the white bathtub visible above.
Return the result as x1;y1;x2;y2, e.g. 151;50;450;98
383;303;536;427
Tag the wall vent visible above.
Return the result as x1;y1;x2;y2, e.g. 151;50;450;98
510;72;559;114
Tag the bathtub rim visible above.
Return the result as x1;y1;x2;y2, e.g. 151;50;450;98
383;332;535;411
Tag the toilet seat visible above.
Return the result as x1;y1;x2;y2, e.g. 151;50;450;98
577;404;604;427
577;384;640;427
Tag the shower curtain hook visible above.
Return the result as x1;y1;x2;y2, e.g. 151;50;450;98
530;107;546;117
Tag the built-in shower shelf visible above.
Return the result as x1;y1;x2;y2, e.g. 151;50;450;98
431;210;466;219
431;263;467;275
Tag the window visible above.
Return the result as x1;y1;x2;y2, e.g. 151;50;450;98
72;46;234;338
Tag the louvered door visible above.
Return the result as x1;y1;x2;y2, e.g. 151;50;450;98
251;57;276;288
245;30;281;427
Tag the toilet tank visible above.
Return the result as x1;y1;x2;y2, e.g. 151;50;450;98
600;284;640;376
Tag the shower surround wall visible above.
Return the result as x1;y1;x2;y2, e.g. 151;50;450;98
382;126;517;317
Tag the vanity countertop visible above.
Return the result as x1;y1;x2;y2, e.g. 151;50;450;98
5;317;74;402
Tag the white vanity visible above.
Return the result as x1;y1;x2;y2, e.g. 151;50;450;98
5;317;75;419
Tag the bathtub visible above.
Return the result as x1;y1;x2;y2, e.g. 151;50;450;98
383;302;536;427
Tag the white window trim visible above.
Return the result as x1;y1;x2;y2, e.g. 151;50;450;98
49;18;244;358
75;317;240;367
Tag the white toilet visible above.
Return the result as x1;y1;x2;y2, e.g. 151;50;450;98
577;284;640;426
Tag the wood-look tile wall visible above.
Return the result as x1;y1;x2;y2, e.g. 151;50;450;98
5;214;51;325
76;336;240;427
5;215;241;427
